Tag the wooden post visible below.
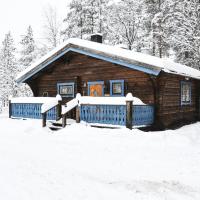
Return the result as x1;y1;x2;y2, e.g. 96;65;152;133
57;100;62;120
56;94;62;120
126;101;133;129
42;113;47;127
62;114;67;128
76;105;80;123
149;76;159;128
126;93;133;130
9;100;12;118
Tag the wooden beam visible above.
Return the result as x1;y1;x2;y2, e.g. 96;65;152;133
76;106;80;123
126;100;133;130
62;114;67;128
42;113;47;127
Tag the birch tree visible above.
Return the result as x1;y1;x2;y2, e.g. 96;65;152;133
108;0;147;50
43;5;61;48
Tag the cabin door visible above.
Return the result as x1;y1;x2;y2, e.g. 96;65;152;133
88;81;104;96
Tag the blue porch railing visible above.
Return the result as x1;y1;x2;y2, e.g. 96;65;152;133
81;105;126;126
80;104;154;127
133;105;154;126
11;103;57;120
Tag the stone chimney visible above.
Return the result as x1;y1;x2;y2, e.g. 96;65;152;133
91;33;103;43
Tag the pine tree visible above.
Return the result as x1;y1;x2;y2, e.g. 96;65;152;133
165;0;200;69
0;32;18;107
144;0;159;56
20;25;36;68
62;0;86;39
18;26;36;97
62;0;110;40
144;0;171;58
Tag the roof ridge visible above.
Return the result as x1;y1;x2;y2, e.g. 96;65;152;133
16;38;200;83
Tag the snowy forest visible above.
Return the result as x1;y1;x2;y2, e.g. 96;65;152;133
0;0;200;111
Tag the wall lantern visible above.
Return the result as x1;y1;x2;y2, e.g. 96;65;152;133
185;77;190;81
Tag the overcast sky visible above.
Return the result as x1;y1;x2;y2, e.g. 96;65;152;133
0;0;68;45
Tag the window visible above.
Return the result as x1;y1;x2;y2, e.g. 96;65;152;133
57;82;75;97
110;80;124;96
88;81;104;96
181;81;191;105
43;92;48;97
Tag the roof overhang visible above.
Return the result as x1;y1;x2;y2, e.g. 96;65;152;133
16;45;161;83
17;38;200;83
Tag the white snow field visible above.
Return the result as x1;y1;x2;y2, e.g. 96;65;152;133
0;113;200;200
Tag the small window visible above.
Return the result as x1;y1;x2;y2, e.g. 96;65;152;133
57;82;75;97
88;81;104;96
181;81;191;105
110;80;124;96
43;92;48;97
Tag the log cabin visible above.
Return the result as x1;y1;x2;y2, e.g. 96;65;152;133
16;34;200;129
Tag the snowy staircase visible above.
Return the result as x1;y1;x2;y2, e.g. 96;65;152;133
48;118;76;131
49;121;63;131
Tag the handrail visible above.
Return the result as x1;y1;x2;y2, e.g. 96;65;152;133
61;98;79;128
41;102;59;114
42;102;61;128
41;95;62;127
62;98;79;115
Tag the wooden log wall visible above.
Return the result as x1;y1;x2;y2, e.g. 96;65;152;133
157;72;198;128
26;51;200;129
27;52;155;105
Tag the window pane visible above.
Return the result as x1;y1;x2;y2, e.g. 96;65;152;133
59;85;73;95
57;82;74;97
181;82;191;104
113;83;122;94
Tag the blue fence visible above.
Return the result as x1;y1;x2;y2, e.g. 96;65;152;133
133;105;154;126
81;105;126;126
80;104;154;127
11;103;57;120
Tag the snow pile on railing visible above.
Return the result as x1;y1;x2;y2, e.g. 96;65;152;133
62;98;79;115
41;95;62;113
61;93;145;116
10;95;62;114
77;93;145;105
10;97;57;104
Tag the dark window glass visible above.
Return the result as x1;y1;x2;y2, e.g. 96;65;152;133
181;82;191;105
57;82;74;97
112;82;122;95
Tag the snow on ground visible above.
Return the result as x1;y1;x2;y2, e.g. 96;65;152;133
0;113;200;200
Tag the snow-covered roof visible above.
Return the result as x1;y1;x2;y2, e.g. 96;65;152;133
16;38;200;83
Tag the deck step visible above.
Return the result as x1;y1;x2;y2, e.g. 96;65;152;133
48;119;76;131
48;121;63;131
51;122;63;127
49;126;63;131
